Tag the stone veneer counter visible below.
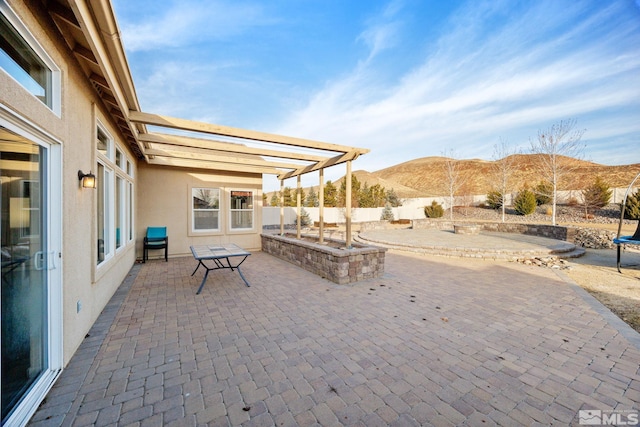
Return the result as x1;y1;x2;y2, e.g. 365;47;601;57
261;233;386;285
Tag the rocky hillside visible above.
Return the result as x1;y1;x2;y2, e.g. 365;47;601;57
351;155;640;198
266;155;640;200
371;155;640;197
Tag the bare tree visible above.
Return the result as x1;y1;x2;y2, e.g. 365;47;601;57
442;149;466;221
492;139;519;223
529;119;586;225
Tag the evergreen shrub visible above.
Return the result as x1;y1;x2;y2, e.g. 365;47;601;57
514;188;537;215
424;201;444;218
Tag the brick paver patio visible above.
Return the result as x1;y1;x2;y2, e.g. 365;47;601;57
29;251;640;426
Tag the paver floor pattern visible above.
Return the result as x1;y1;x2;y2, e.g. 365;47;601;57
30;251;640;426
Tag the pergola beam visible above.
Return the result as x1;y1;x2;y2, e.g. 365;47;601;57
147;157;283;175
278;150;362;180
145;147;301;170
129;111;367;154
138;132;328;162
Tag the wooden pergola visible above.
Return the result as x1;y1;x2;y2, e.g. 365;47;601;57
128;111;370;247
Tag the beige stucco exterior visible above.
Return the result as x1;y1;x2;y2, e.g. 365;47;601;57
1;1;137;365
137;163;263;256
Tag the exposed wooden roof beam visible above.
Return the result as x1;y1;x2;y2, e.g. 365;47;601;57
69;0;146;157
110;108;126;120
73;44;98;65
279;151;362;180
101;93;119;107
138;132;329;162
130;111;369;155
148;157;283;175
49;1;81;29
89;72;110;90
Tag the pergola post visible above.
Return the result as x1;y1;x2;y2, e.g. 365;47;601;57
319;169;324;244
296;175;302;239
279;179;284;236
345;160;352;248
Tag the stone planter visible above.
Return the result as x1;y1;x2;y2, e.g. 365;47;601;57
261;233;386;285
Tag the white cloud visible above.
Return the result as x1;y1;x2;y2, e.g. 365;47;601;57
356;1;405;63
118;0;272;52
273;0;640;175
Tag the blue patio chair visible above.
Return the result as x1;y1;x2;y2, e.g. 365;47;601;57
143;227;168;263
613;171;640;273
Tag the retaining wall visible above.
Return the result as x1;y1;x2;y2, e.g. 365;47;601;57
410;219;575;240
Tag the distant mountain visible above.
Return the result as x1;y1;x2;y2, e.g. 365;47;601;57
265;154;640;201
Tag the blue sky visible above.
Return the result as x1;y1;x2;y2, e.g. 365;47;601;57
112;0;640;191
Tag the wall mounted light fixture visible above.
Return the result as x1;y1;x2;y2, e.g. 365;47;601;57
78;170;97;189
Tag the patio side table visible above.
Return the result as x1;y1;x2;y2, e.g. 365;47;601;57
190;243;251;294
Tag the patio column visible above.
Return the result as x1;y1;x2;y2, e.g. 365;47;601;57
296;175;301;239
319;168;324;244
279;179;284;235
345;160;352;248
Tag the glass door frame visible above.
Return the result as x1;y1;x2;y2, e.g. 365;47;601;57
1;107;62;427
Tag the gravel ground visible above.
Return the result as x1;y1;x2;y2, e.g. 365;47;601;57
449;203;632;226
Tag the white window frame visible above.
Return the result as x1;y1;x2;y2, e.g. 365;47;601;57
96;159;113;266
115;174;124;251
127;180;134;243
96;122;133;267
229;189;254;231
0;107;63;427
115;147;124;169
191;187;221;233
96;126;113;161
0;0;61;116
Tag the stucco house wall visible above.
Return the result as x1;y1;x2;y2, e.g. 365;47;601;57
1;0;137;365
137;163;263;256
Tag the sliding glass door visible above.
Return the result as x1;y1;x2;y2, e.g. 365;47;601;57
1;124;61;426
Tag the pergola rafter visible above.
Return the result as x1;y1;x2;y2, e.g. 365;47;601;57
138;133;328;162
147;157;283;175
129;111;367;161
144;146;302;170
128;110;369;181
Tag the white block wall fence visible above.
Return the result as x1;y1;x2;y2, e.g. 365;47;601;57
262;187;634;227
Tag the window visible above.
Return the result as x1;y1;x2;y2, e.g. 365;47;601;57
96;123;133;266
0;1;60;114
97;127;111;159
115;176;123;249
116;148;123;169
230;190;253;230
192;188;219;231
128;181;133;241
96;161;111;264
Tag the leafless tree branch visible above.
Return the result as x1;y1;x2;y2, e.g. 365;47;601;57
529;118;586;225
